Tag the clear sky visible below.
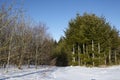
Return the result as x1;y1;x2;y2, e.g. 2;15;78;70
0;0;120;41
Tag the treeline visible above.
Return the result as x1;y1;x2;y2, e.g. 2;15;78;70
0;2;120;68
54;13;120;66
0;3;56;69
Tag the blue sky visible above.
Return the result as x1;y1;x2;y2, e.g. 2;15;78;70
0;0;120;41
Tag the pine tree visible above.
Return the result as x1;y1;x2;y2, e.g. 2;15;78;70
64;13;120;66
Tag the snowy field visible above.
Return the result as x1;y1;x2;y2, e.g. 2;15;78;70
0;65;120;80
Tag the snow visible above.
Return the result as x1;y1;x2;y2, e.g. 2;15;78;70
0;66;120;80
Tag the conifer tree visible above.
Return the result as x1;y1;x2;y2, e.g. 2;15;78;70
64;13;120;66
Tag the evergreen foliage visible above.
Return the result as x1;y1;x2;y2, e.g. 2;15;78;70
64;13;120;66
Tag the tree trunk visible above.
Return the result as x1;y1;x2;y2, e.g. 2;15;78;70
35;45;38;69
83;44;86;65
109;47;111;65
92;40;94;66
28;59;30;68
72;44;75;65
6;49;11;72
104;54;107;65
86;45;89;58
78;45;80;66
115;50;117;64
98;43;100;65
6;29;13;72
18;50;24;69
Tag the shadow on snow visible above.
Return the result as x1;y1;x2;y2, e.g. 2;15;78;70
0;67;58;80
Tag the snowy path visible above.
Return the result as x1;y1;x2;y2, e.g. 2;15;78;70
0;66;120;80
0;67;57;80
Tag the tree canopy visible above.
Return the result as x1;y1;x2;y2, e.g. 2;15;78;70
64;13;120;66
0;2;120;68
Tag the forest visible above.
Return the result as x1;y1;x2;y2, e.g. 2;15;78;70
0;3;120;70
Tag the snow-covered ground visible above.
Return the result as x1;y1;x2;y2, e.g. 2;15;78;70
0;65;120;80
